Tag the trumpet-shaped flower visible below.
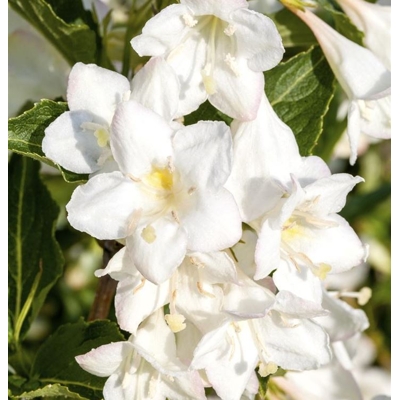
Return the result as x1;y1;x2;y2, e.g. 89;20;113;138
289;6;391;164
66;100;242;284
131;0;284;120
42;62;130;174
76;310;206;400
43;58;181;175
336;0;391;70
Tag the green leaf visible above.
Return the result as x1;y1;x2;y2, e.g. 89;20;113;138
8;100;88;184
265;46;336;156
31;319;125;400
11;384;89;399
9;0;97;65
8;155;64;345
269;8;317;48
184;101;233;126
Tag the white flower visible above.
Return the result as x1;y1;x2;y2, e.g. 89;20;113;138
226;93;367;304
43;58;181;175
66;101;242;284
288;6;391;164
336;0;391;69
42;62;130;174
131;0;284;120
76;310;206;400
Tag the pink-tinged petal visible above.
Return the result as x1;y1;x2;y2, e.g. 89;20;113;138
43;110;102;174
67;63;130;124
226;94;300;222
181;189;242;252
126;216;187;284
66;172;140;239
133;309;188;376
232;8;284;71
253;312;332;370
159;371;207;400
173;121;232;192
115;273;170;334
314;291;369;342
182;0;248;19
131;4;189;57
304;174;364;215
210;56;264;121
75;341;133;377
289;214;367;273
111;100;173;176
205;324;259;400
131;57;180;121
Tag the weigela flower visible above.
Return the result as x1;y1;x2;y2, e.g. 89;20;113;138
66;100;242;284
131;0;284;120
226;95;367;304
288;6;391;164
43;58;181;175
43;62;130;174
76;309;206;400
336;0;391;70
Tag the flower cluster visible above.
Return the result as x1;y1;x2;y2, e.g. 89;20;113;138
42;0;390;399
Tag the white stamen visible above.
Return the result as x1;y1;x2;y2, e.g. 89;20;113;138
188;186;196;195
127;209;142;236
171;210;180;224
183;13;198;27
189;256;205;268
224;24;237;36
196;281;215;298
133;278;146;294
330;287;372;306
224;53;240;76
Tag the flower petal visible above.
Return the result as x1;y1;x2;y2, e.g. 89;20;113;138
181;189;242;252
75;341;133;377
111;100;173;176
182;0;248;19
232;8;284;71
253;312;332;370
67;62;130;124
43;110;102;174
131;4;189;56
66;172;140;239
173;121;232;192
210;56;265;121
226;94;300;221
133;309;188;375
126;216;188;284
131;57;180;121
